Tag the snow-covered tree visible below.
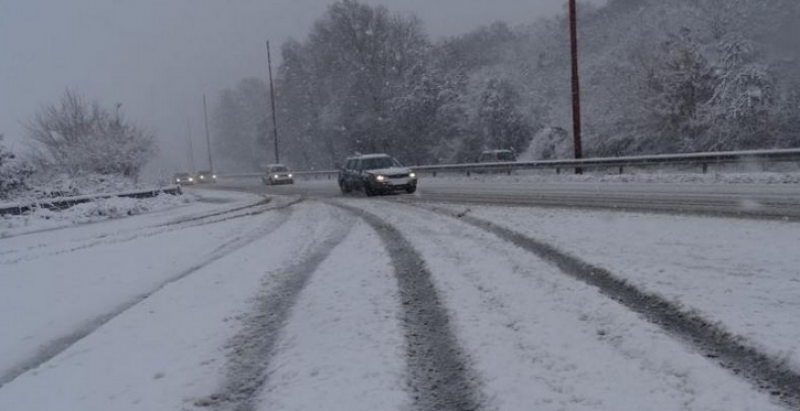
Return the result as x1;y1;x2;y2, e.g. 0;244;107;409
476;78;533;153
25;90;155;178
215;0;800;169
705;37;776;150
212;79;270;171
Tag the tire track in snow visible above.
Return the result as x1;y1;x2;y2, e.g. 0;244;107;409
331;202;484;411
206;214;354;411
412;203;800;410
0;206;296;390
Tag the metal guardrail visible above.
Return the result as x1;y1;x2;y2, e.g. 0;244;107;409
416;148;800;176
0;185;182;217
218;148;800;180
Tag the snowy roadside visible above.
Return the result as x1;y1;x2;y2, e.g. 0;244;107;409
346;199;786;411
0;192;194;237
0;203;411;411
432;203;800;373
0;187;272;239
0;189;274;385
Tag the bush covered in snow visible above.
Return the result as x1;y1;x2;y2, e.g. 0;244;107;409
0;134;34;200
26;90;156;179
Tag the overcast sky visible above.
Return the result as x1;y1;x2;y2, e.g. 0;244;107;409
0;0;603;170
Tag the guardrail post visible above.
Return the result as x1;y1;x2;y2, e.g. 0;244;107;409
467;170;471;177
619;166;624;175
556;167;561;175
702;163;708;174
433;171;437;178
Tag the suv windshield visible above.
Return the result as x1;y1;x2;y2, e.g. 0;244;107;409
360;157;401;170
271;166;288;172
498;152;515;161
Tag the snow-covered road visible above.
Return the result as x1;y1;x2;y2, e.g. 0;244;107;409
0;186;797;411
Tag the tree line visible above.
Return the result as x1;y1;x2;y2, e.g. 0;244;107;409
211;0;800;172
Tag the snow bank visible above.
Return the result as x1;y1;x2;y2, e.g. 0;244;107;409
1;193;194;237
19;173;160;200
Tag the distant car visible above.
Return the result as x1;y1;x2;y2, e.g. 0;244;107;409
476;149;517;174
262;164;294;185
173;172;195;185
478;149;517;163
196;170;217;184
339;154;417;196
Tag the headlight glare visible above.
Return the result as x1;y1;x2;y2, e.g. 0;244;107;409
376;175;386;182
409;172;417;179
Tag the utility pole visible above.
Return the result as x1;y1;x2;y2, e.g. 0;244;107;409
569;0;584;174
266;40;280;164
203;94;214;172
186;119;196;173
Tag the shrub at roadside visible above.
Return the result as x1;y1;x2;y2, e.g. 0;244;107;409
0;134;34;200
25;90;156;179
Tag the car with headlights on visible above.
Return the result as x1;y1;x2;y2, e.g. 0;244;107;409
195;170;217;184
476;149;517;174
339;154;417;196
262;164;294;185
173;172;195;185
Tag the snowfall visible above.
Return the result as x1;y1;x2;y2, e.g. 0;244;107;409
0;185;797;411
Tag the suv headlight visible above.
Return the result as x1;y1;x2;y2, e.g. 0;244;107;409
375;175;386;182
409;172;417;179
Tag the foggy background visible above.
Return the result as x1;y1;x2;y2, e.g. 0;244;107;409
0;0;603;172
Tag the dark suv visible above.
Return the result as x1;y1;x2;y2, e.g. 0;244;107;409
339;154;417;196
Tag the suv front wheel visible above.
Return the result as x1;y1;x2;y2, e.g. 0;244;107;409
364;183;378;197
339;180;352;194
